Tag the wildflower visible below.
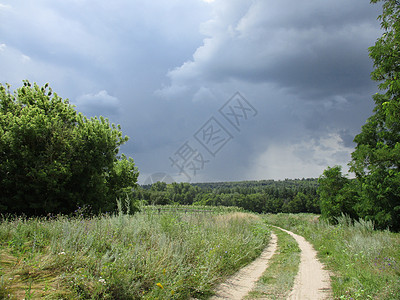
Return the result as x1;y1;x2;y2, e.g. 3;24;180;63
163;268;166;275
99;277;106;285
156;282;164;289
58;251;66;255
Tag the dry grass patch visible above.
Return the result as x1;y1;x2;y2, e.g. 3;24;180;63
214;212;259;224
0;249;74;299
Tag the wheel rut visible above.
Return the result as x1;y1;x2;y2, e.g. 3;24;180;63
210;232;278;299
278;227;331;300
210;227;331;300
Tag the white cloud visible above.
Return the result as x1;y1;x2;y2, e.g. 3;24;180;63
248;133;354;180
0;3;11;10
0;43;5;51
192;86;217;102
21;54;31;63
74;90;121;117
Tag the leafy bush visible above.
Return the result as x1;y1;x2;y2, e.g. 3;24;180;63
0;81;138;215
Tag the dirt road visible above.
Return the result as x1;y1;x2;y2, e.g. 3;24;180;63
210;233;278;300
279;227;331;300
211;227;331;299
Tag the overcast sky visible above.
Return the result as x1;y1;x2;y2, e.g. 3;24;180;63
0;0;383;183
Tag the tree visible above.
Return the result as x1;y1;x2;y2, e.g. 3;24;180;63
283;192;307;213
349;0;400;230
0;81;139;215
317;166;357;222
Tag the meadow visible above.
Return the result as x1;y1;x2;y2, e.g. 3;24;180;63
1;207;400;299
0;207;270;299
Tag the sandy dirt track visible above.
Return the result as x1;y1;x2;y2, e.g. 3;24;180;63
210;233;278;300
210;227;331;300
278;227;331;300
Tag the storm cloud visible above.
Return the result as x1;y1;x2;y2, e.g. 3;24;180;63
0;0;382;183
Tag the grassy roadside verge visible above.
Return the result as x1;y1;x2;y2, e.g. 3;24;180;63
0;209;270;299
246;227;300;299
264;213;400;299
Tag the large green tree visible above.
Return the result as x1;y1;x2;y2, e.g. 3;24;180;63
348;0;400;230
317;166;358;222
0;81;139;215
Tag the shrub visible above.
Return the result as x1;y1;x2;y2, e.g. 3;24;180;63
0;81;138;215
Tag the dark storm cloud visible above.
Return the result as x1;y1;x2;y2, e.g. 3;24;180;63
0;0;384;182
153;0;383;181
162;0;381;100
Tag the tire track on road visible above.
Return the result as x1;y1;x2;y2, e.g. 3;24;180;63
211;232;278;300
276;227;331;300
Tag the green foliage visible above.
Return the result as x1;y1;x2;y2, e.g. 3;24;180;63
264;213;400;299
319;1;400;231
317;166;358;222
0;81;138;215
346;0;400;230
138;178;320;214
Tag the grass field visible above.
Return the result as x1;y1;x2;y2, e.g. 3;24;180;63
263;213;400;299
0;207;270;299
2;208;399;299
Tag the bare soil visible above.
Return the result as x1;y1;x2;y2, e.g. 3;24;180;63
279;227;331;300
210;227;331;300
210;233;278;300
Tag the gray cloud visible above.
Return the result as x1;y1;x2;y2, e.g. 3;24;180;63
74;90;121;118
0;0;384;183
162;0;381;99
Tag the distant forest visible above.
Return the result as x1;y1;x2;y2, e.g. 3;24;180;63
135;178;320;214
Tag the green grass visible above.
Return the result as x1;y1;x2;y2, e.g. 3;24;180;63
264;213;400;299
246;227;300;299
0;209;270;299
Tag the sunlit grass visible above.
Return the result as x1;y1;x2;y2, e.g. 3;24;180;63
264;213;400;299
0;208;270;299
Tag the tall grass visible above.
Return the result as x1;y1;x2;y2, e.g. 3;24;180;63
264;213;400;299
0;209;270;299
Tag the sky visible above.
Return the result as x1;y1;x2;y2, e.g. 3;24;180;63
0;0;383;184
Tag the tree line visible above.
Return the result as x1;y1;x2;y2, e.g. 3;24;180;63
135;179;320;214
